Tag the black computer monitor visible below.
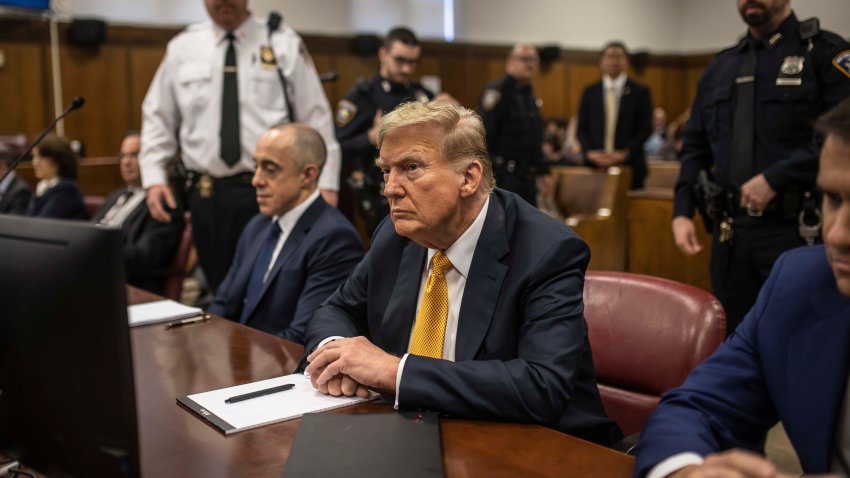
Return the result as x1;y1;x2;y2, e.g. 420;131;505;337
0;215;140;478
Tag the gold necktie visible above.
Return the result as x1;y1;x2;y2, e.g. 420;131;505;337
604;86;618;152
409;251;452;359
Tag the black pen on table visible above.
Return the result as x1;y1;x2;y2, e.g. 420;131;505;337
165;314;210;329
225;383;295;404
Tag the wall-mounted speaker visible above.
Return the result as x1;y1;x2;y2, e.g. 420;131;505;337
69;18;107;48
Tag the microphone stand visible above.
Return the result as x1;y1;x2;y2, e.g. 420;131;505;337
0;96;85;183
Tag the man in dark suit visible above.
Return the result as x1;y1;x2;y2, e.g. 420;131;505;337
209;124;363;344
93;132;183;294
0;143;32;215
634;97;850;477
304;101;621;446
577;41;653;189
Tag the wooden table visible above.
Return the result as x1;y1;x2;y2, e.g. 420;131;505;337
129;288;635;477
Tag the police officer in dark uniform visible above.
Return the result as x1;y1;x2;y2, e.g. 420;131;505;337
335;27;434;236
477;43;546;206
672;0;850;334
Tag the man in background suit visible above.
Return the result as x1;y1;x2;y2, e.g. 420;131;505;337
209;124;363;344
634;97;850;477
304;101;621;446
93;132;183;294
577;41;653;189
0;143;32;215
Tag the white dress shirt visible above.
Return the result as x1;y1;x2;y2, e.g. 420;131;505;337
393;196;491;406
140;14;340;191
34;177;59;197
602;72;628;102
97;188;146;227
263;189;320;282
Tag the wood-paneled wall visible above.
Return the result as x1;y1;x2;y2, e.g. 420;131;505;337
0;18;712;158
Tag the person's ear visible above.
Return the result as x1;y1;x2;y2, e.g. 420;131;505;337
459;160;483;197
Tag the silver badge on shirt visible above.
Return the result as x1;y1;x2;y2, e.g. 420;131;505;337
776;56;805;86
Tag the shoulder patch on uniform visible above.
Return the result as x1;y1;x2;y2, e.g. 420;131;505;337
832;50;850;79
481;89;502;111
336;99;358;127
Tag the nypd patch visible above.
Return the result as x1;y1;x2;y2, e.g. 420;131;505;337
833;50;850;79
335;99;357;127
481;89;501;111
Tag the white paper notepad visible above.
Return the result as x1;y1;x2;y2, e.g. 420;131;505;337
127;299;203;327
177;374;375;434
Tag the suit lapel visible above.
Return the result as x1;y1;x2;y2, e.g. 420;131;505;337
242;198;327;322
786;287;850;470
616;80;633;142
455;194;509;361
381;241;426;355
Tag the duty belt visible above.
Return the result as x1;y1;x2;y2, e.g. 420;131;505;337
187;171;253;198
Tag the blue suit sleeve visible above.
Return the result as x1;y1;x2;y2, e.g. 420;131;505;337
632;255;788;477
280;223;363;344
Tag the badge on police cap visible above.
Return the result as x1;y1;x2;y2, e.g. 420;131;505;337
833;50;850;79
335;99;357;127
776;56;805;86
481;89;501;111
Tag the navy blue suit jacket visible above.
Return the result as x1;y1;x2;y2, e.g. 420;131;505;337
304;189;621;446
27;178;86;219
576;79;653;189
92;189;183;294
634;246;850;476
209;196;363;344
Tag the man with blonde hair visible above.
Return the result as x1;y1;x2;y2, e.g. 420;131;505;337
304;101;621;446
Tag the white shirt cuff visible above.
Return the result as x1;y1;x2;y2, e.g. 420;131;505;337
646;452;704;478
393;353;410;410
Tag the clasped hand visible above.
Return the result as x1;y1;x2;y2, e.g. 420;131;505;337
305;337;400;398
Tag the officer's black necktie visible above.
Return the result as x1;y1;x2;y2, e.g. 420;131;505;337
220;32;241;167
731;38;757;188
240;221;281;322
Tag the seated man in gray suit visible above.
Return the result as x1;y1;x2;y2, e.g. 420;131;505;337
0;143;32;215
93;132;183;294
209;124;363;344
304;101;620;446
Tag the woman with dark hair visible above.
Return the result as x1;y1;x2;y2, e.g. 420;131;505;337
27;133;86;219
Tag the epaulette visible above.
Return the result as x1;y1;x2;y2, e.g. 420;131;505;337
355;77;371;94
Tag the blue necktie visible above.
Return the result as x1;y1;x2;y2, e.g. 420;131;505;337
241;221;281;322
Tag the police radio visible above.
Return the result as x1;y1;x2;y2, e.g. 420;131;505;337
266;11;296;121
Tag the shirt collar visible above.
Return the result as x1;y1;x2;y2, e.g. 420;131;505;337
743;11;798;50
35;177;60;197
0;170;16;195
426;195;490;279
273;188;320;234
603;72;628;91
212;13;255;44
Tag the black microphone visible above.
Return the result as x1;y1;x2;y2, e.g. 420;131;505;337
267;11;282;32
318;71;338;83
0;96;86;182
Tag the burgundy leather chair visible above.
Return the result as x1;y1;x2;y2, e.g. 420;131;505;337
83;195;105;220
161;212;193;301
584;271;726;436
